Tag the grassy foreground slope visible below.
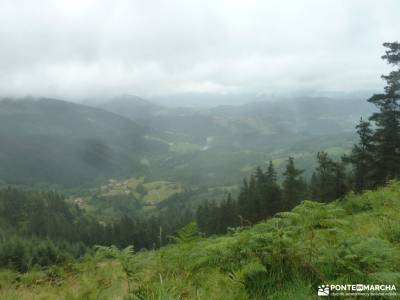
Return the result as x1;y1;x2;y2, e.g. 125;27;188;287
1;182;400;299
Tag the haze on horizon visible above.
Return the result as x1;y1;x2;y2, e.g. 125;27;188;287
0;0;399;104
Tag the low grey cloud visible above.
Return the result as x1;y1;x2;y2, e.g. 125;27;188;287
0;0;399;100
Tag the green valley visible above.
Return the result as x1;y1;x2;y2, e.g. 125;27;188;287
1;4;400;297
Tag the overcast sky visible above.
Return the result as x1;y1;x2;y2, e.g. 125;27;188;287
0;0;399;101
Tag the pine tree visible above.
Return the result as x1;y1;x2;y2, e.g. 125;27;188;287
196;202;207;234
238;178;251;222
265;161;277;184
263;161;282;217
221;193;238;230
344;118;375;192
310;152;347;202
367;42;400;185
237;163;282;224
282;157;307;210
247;174;261;221
333;161;347;199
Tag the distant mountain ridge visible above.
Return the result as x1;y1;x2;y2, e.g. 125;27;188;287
0;97;166;186
98;94;163;121
98;94;375;145
0;95;376;188
92;95;375;186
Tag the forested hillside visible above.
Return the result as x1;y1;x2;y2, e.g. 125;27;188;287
1;182;399;299
1;37;400;299
0;98;166;186
2;0;400;298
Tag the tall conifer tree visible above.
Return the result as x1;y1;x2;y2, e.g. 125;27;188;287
367;42;400;185
344;118;374;192
282;157;307;209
